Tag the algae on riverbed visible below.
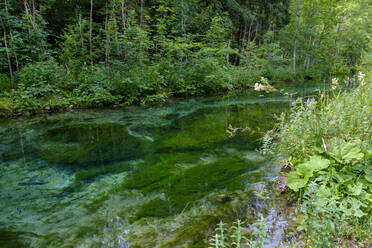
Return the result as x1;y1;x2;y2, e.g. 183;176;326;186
0;89;305;247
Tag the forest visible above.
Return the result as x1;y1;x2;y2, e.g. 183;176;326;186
0;0;371;247
0;0;369;115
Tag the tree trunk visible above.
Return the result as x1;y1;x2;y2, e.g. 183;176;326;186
140;0;144;28
3;31;14;87
24;0;31;33
105;2;110;66
89;0;93;61
248;17;254;42
226;39;231;66
39;1;42;16
181;0;185;34
293;0;301;74
4;0;9;17
32;0;35;24
4;0;20;72
121;0;126;31
77;13;84;49
304;35;312;72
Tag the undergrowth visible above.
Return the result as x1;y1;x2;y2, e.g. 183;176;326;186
208;218;269;248
272;54;372;247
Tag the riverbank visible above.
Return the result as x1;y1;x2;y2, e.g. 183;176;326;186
273;64;372;247
0;75;315;119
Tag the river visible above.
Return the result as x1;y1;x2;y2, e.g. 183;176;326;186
0;83;322;247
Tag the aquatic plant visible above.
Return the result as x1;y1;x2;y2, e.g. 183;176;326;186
208;218;269;248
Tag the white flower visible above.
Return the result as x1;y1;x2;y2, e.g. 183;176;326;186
331;78;339;90
254;83;264;91
358;72;365;81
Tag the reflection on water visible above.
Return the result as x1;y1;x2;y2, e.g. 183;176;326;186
0;86;317;247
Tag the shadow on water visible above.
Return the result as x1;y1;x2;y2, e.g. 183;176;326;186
0;84;322;247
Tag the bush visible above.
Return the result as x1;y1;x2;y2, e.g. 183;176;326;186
19;59;66;87
0;73;11;91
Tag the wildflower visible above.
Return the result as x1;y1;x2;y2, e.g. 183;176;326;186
254;83;265;91
305;98;316;109
358;72;366;86
331;78;339;90
358;72;365;81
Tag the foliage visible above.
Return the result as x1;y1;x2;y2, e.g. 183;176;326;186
275;52;372;245
18;59;65;87
0;0;371;116
208;218;269;248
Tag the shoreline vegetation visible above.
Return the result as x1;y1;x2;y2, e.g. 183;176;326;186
1;1;371;119
1;0;371;247
276;67;372;247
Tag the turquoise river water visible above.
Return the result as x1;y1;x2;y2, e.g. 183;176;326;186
0;84;322;247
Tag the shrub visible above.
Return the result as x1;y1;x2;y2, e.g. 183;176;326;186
19;59;66;87
0;73;11;91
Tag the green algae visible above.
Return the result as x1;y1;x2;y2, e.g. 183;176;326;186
134;197;172;220
37;122;149;165
65;161;132;192
126;154;269;221
160;101;289;152
121;152;200;191
0;89;304;247
0;229;35;248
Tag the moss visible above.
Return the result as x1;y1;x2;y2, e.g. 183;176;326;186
158;215;218;248
159;101;288;152
65;162;132;192
0;229;30;248
165;156;259;213
121;152;200;192
37;122;149;165
133;197;172;221
0;97;12;112
83;193;110;212
125;155;265;220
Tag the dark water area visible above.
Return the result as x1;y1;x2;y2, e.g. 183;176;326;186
0;85;321;247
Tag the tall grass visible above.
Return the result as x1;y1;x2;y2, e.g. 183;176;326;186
274;52;372;247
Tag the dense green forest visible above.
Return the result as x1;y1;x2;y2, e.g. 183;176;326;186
0;0;370;116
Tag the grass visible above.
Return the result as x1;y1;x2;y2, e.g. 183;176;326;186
273;59;372;247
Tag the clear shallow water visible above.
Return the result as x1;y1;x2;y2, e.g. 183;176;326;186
0;86;317;247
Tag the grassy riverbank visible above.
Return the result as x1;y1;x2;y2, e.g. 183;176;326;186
274;53;372;247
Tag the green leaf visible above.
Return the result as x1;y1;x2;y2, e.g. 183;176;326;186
286;156;330;192
303;155;330;172
347;182;363;196
286;171;310;192
286;164;313;192
365;168;372;183
328;139;364;164
340;198;366;218
318;185;332;198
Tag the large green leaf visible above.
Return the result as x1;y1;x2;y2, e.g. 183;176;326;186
347;182;363;196
340;197;367;218
303;155;330;172
365;168;372;183
286;156;330;192
328;139;364;164
286;170;310;192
